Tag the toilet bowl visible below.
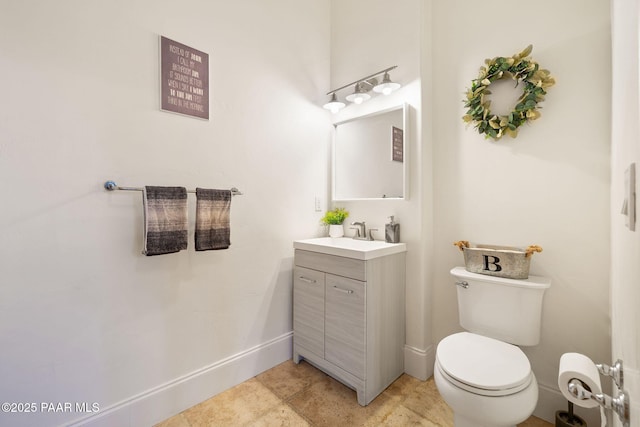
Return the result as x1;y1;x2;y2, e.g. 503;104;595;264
434;332;538;427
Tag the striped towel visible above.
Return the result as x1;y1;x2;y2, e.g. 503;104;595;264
195;188;231;251
142;186;188;256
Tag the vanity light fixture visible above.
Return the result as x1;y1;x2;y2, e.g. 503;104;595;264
323;92;346;113
345;82;371;104
373;72;401;95
323;65;400;113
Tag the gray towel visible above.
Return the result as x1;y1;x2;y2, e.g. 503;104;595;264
195;188;231;251
143;186;188;256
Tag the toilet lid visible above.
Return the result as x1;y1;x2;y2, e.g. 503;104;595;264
436;332;532;395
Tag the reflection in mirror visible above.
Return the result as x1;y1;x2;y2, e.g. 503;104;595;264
333;104;407;200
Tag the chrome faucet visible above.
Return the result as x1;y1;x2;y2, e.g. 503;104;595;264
350;221;375;241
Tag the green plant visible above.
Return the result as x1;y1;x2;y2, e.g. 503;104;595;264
321;207;349;225
463;45;555;140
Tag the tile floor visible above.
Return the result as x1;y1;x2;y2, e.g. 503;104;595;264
155;359;552;427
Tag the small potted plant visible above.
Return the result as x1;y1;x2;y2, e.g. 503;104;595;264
321;207;349;238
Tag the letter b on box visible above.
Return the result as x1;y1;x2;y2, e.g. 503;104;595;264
483;255;502;272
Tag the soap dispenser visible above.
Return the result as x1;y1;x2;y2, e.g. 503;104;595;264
385;216;400;243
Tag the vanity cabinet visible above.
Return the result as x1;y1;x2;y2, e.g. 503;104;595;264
293;248;406;406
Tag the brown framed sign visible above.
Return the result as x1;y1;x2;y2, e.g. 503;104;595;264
160;36;209;119
392;126;403;162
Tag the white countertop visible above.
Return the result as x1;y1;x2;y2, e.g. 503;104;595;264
293;237;407;260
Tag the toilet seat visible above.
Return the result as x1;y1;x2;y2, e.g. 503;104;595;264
436;332;533;397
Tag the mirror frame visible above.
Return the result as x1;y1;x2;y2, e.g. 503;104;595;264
331;103;409;201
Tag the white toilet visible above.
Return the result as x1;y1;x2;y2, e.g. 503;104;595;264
434;266;551;427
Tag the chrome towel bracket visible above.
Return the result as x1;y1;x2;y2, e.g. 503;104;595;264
596;359;623;390
567;378;629;427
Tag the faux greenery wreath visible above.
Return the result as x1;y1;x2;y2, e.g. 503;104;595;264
463;45;555;140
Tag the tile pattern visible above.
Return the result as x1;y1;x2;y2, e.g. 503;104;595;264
155;360;552;427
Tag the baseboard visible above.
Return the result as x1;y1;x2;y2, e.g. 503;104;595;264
404;344;435;381
64;332;293;427
535;382;604;426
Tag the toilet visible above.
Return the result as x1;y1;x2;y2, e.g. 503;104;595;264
434;266;551;427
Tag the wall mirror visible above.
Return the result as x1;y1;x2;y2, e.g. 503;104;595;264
332;104;408;201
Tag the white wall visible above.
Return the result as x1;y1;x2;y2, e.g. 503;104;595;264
429;0;612;423
328;0;429;379
0;1;330;426
0;1;618;425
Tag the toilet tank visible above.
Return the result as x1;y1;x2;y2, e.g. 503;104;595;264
450;266;551;346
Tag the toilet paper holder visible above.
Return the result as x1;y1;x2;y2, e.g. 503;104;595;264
567;377;630;427
596;359;623;389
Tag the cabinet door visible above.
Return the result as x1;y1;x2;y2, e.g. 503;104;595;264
325;274;366;379
293;266;325;357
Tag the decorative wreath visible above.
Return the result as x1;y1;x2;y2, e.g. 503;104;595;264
463;45;555;140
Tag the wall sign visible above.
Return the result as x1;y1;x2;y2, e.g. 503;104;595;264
392;126;403;162
160;36;209;119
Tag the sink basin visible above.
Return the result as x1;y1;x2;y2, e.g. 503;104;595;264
293;237;407;260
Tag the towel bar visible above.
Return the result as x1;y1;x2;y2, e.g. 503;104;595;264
103;180;243;196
